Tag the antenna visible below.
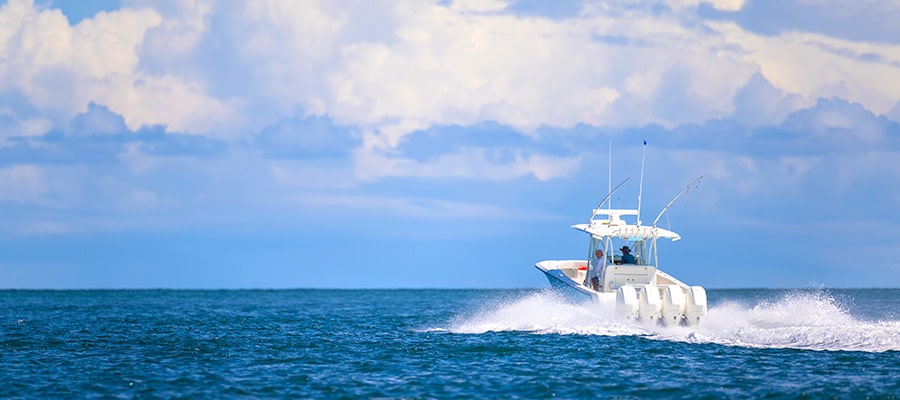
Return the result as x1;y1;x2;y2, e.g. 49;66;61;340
653;175;703;228
636;140;647;226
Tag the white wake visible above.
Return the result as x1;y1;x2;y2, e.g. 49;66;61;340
444;290;899;353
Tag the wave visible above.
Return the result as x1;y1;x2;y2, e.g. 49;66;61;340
443;290;899;353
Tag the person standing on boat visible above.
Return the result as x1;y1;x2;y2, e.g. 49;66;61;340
620;246;636;264
590;249;606;291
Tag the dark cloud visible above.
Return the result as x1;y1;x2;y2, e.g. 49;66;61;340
623;96;900;158
395;122;528;161
0;104;227;167
698;1;900;45
383;89;899;185
251;116;358;159
136;127;227;158
70;103;129;135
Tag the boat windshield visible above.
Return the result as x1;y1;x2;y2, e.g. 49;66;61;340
590;237;653;267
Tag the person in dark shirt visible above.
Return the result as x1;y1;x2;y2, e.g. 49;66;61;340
620;246;636;264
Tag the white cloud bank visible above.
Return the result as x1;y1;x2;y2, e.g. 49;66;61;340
0;0;236;135
0;0;898;184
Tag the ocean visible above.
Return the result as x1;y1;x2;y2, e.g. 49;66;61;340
1;289;897;398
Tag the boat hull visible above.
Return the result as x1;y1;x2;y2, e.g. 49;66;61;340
538;268;592;302
534;262;594;303
535;260;706;326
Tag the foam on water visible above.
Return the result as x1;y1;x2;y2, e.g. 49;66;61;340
686;290;900;352
447;290;900;353
448;290;649;336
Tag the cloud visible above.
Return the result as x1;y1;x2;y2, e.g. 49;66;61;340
3;0;897;162
655;96;900;158
0;113;52;139
70;103;129;135
710;22;900;116
0;1;156;113
674;0;746;12
701;0;900;44
889;101;900;123
0;0;898;226
131;0;213;61
732;73;805;126
0;104;228;171
253;115;357;159
654;100;899;224
321;5;622;146
450;0;511;13
0;0;237;135
0;164;47;203
354;145;582;182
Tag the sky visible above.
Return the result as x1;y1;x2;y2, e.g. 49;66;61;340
0;0;898;289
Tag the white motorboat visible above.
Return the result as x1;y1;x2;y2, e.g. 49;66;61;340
535;176;707;326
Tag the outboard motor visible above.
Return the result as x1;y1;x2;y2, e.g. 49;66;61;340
615;285;639;320
684;286;707;326
661;285;686;326
638;285;662;322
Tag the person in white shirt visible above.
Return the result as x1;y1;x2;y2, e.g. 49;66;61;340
590;249;606;291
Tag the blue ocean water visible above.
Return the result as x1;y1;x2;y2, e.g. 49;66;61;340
1;289;897;398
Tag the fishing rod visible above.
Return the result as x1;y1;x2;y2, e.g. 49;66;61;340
595;177;631;210
652;175;704;228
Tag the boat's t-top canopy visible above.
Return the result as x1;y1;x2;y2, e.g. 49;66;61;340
571;208;681;241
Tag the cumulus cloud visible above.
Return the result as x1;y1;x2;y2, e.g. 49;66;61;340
780;98;899;147
130;0;213;61
0;0;898;186
733;73;805;126
0;0;237;136
3;1;898;139
0;1;155;113
320;4;623;143
710;22;900;115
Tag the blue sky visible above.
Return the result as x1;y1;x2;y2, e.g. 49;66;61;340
0;0;898;289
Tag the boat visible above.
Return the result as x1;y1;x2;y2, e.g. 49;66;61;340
535;175;708;327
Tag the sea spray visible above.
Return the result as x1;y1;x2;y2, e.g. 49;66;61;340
447;288;900;352
689;289;899;352
449;290;647;336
